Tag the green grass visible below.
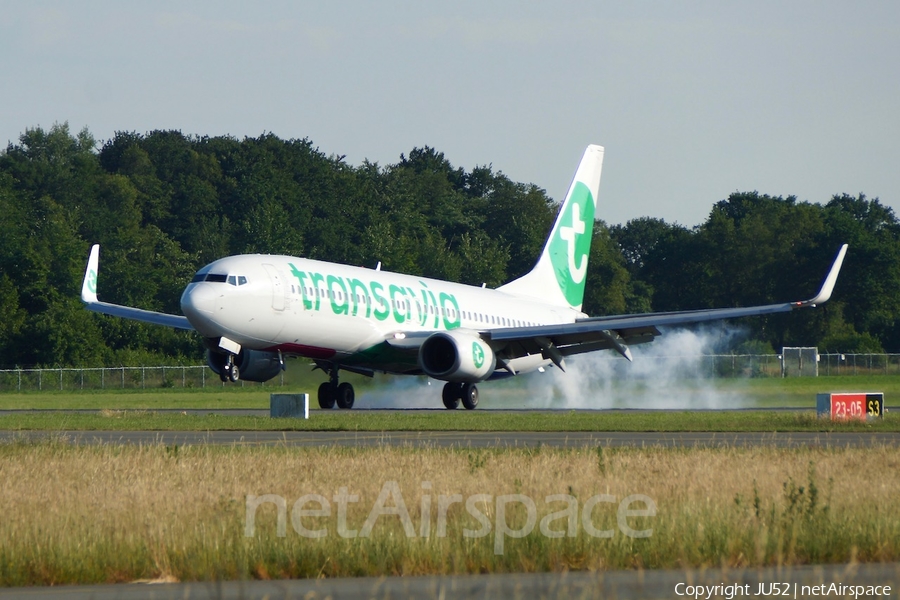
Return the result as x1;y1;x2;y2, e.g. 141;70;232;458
0;387;274;410
2;409;899;432
707;375;898;407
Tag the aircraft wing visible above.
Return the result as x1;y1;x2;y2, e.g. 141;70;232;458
486;244;848;366
80;244;194;330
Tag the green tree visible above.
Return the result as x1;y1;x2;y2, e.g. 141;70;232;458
821;194;900;350
582;223;632;316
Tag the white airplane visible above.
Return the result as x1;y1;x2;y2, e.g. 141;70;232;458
81;145;848;410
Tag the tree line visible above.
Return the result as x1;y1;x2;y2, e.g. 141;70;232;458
0;123;897;368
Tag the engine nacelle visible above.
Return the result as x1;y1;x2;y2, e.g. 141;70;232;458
207;349;282;383
418;330;496;382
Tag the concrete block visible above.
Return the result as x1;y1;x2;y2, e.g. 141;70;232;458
270;393;309;419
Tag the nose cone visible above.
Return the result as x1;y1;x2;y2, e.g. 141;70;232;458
181;283;216;321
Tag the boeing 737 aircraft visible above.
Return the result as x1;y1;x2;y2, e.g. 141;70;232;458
81;145;848;410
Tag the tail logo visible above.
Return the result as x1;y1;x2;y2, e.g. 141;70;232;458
559;202;587;284
549;181;595;306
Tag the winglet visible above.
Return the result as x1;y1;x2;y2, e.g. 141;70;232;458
81;244;100;303
797;244;848;307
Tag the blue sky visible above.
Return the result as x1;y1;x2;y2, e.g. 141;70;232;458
1;1;897;227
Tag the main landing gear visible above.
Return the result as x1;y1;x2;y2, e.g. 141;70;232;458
317;367;354;409
442;382;478;410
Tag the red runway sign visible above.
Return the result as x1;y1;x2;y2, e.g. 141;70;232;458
817;392;884;420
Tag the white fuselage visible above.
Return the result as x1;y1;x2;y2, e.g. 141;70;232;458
180;254;580;374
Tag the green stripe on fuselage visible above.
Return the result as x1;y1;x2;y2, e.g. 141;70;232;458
341;341;421;374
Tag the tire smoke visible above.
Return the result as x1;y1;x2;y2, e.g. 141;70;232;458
523;326;753;409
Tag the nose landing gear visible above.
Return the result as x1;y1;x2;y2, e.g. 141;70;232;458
219;354;240;383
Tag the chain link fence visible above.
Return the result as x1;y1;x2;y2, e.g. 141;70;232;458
0;365;286;392
1;354;899;392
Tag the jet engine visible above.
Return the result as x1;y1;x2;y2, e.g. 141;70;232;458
418;330;496;382
207;349;282;383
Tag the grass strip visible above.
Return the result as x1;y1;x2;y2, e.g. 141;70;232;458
2;409;899;431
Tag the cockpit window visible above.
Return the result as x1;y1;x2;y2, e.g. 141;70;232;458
191;273;227;283
191;273;248;285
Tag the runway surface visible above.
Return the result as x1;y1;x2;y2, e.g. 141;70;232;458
1;562;897;600
3;429;899;448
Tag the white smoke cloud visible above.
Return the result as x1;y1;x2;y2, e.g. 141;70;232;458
512;326;754;410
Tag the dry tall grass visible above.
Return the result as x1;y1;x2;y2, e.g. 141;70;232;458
0;440;897;585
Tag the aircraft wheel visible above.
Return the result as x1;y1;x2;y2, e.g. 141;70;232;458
461;383;478;410
336;382;355;409
442;382;460;410
318;382;336;409
227;364;240;383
